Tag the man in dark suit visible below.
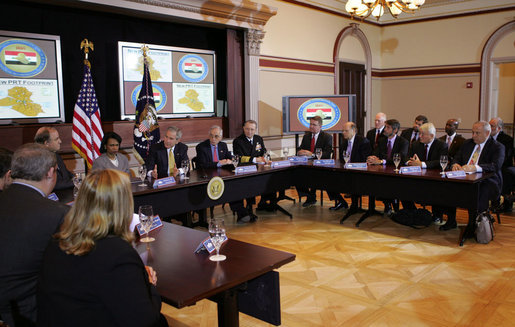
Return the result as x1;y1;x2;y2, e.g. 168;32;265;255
438;118;465;162
196;125;255;223
441;121;505;231
146;126;189;179
0;148;12;192
34;127;74;191
400;115;428;151
233;120;274;211
489;117;514;211
0;144;69;327
331;122;371;217
297;116;333;207
403;123;448;214
367;119;409;215
366;112;387;150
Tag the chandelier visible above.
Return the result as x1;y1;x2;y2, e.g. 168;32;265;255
345;0;425;20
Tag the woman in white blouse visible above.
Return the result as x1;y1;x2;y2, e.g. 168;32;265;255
92;132;130;174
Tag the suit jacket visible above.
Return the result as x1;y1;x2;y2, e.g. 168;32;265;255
37;237;163;327
298;131;332;159
92;153;130;174
495;131;514;168
438;134;466;162
452;138;505;194
54;153;74;191
0;183;68;316
408;138;448;169
339;135;371;163
233;134;266;163
400;128;418;143
145;141;189;179
373;135;409;165
366;128;386;150
195;139;232;169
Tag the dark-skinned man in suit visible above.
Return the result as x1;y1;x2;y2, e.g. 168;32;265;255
439;118;465;162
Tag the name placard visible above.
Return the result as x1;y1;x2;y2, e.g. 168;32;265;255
446;170;466;178
345;162;368;169
47;193;59;201
400;166;422;174
152;176;176;188
194;235;228;254
235;165;258;174
271;160;291;168
135;215;163;236
313;159;335;166
288;156;309;163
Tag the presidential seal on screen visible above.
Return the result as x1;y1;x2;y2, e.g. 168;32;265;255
207;176;224;201
0;39;47;78
297;98;341;130
131;84;167;112
178;54;208;83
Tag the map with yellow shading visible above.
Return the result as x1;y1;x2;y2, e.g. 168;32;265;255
0;86;43;116
178;89;205;111
133;56;162;81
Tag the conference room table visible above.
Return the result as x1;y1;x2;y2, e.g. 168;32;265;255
131;160;491;246
135;222;295;326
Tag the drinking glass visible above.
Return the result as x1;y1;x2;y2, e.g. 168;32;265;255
181;159;190;178
208;218;227;261
232;154;240;168
282;147;289;158
393;153;401;172
343;150;351;165
440;154;448;175
264;151;271;165
315;148;322;160
72;172;84;198
138;205;155;242
138;166;147;186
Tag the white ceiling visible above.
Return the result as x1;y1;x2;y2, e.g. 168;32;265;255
295;0;515;24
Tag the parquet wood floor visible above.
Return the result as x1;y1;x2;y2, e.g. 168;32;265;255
161;190;515;326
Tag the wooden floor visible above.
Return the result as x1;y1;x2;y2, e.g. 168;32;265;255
161;190;515;326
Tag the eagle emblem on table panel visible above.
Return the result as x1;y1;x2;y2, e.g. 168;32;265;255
297;98;341;130
0;39;47;77
207;176;224;201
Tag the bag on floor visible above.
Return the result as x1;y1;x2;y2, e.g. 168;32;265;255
475;211;495;244
391;208;433;228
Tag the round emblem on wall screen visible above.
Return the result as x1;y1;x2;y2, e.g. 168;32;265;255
178;54;208;83
297;98;341;130
131;84;167;112
0;39;47;78
207;176;224;201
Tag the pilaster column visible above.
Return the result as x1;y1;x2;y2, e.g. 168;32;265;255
245;29;265;124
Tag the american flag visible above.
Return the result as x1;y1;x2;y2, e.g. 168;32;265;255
133;52;159;161
72;63;103;168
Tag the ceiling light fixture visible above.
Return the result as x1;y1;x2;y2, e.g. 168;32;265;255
345;0;425;20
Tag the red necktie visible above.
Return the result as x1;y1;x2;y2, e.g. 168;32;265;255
310;135;315;152
375;130;379;147
213;146;218;162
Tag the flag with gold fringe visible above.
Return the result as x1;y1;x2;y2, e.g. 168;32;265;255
72;39;103;169
133;45;160;162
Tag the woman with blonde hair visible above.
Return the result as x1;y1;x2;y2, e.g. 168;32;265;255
37;169;167;327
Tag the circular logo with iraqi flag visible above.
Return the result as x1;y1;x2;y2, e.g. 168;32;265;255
178;54;208;83
297;98;341;130
0;39;47;78
131;84;167;112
